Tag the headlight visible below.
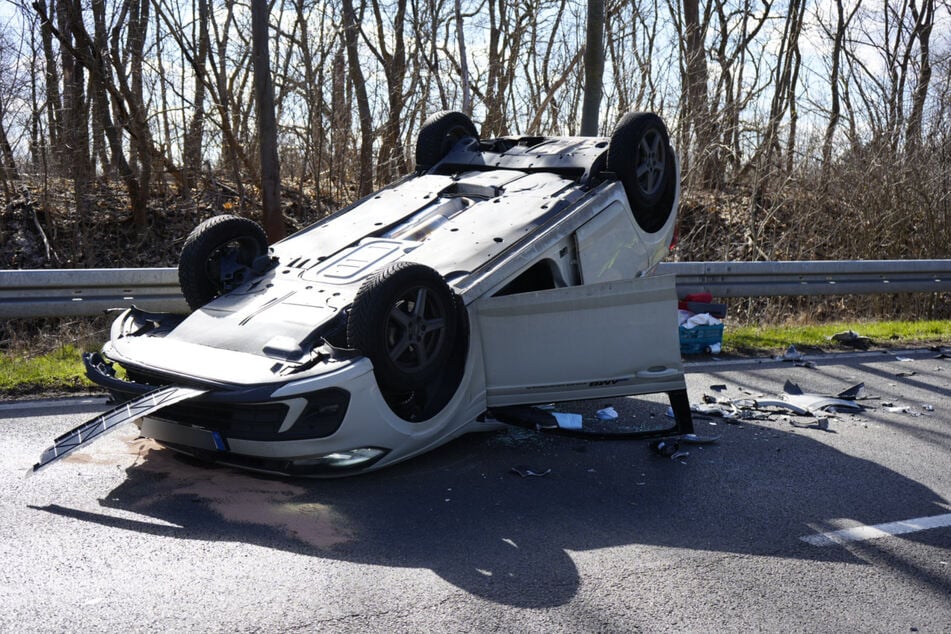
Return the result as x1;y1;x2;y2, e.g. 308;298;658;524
290;447;388;474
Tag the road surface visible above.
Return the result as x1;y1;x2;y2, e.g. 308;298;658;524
1;348;949;632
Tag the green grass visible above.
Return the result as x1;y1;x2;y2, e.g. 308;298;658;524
724;320;951;354
0;344;95;395
1;320;949;397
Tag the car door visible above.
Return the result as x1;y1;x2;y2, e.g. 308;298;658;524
474;273;686;407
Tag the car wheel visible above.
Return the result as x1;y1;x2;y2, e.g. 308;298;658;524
607;112;676;233
415;111;479;171
348;262;460;394
178;214;268;310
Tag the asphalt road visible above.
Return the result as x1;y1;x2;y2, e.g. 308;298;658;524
1;348;949;632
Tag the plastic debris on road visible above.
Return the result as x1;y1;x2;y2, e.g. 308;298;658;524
776;345;805;361
553;412;583;430
685;379;870;431
511;465;551;478
596;406;619;420
650;439;679;457
829;329;872;349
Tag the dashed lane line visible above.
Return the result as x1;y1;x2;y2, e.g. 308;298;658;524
801;513;951;547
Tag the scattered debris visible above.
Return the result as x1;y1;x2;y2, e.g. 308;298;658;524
895;356;914;362
679;433;720;444
776;345;805;361
931;346;950;359
511;465;551;478
790;417;832;432
649;439;680;457
784;394;863;415
741;399;811;416
834;383;867;400
689;378;870;431
829;329;872;349
923;404;935;412
552;412;583;430
596;406;619;421
885;405;921;416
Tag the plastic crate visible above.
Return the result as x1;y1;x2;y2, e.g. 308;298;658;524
679;323;724;355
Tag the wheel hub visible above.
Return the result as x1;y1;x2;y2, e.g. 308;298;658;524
408;316;427;343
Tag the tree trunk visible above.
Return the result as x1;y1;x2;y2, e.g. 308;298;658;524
37;0;63;169
580;0;604;136
822;0;847;172
370;0;408;183
454;0;472;115
906;0;934;154
251;0;284;241
681;0;718;189
183;0;210;190
0;109;21;190
341;0;374;197
57;0;92;218
330;47;347;200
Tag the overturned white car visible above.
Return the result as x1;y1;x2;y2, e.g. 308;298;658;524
36;111;695;476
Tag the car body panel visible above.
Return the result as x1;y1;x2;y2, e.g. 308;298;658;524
475;274;683;406
39;120;694;477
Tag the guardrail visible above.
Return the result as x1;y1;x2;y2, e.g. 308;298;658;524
656;260;951;297
0;268;188;318
1;260;950;319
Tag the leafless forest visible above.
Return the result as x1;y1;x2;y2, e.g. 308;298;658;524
0;0;949;318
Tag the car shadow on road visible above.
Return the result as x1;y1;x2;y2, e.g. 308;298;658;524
29;414;951;609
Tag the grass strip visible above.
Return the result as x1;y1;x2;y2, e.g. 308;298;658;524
725;319;951;354
1;320;949;397
0;344;95;395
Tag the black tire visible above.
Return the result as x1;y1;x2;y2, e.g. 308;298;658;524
415;111;479;171
607;112;676;233
178;215;268;310
347;262;460;392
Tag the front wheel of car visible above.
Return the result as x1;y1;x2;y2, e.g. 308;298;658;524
348;262;461;396
178;214;268;310
607;112;676;233
415;111;479;172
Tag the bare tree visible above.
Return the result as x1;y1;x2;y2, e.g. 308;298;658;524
483;0;530;136
905;0;934;153
820;0;859;172
580;0;604;135
454;0;472;115
182;0;211;189
676;0;715;188
252;0;283;240
342;0;375;196
362;0;409;182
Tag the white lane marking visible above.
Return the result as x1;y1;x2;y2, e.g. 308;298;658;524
801;513;951;547
0;397;108;413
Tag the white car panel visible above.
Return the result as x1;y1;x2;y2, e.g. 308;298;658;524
475;274;684;406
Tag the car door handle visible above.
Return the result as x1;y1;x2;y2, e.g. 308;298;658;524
635;366;680;379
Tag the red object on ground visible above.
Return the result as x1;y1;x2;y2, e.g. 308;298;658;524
679;292;713;310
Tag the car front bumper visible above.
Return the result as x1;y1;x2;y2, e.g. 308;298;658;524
83;347;487;476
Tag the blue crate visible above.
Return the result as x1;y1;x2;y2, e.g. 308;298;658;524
679;323;724;355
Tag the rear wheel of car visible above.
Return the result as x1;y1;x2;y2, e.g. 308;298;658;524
178;215;268;310
607;112;676;233
415;111;479;171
